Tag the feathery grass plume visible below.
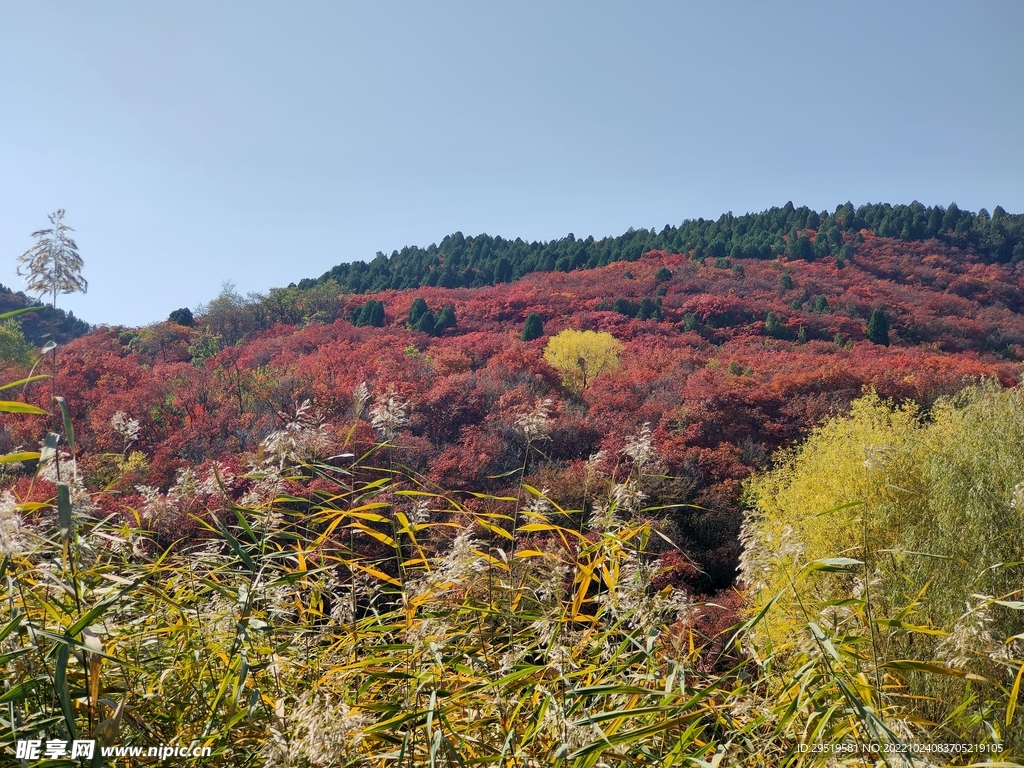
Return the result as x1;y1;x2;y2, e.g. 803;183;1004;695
264;694;371;767
0;489;25;556
16;210;88;298
351;380;370;419
516;396;553;443
622;421;659;474
110;410;140;449
263;399;330;467
369;387;410;442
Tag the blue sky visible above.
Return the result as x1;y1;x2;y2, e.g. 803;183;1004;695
1;1;1022;327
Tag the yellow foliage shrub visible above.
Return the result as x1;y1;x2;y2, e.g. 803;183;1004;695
543;329;622;390
742;385;1024;747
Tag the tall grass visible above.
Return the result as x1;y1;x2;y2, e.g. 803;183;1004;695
1;378;1022;766
743;385;1024;759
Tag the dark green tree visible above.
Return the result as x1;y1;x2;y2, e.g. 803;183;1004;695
778;273;794;289
408;297;429;327
813;233;832;260
521;312;544;342
786;233;814;261
351;299;385;327
169;307;194;327
636;297;661;321
612;298;636;318
366;300;386;327
654;267;672;282
764;311;784;338
413;310;436;336
867;308;890;346
435;303;457;333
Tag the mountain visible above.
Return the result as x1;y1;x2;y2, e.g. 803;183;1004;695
0;283;91;346
5;213;1022;594
296;201;1024;294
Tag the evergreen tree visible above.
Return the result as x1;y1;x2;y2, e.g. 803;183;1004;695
786;233;814;261
612;298;636;318
866;308;890;346
169;307;194;327
366;300;386;327
778;273;794;289
636;297;660;321
435;303;457;333
351;299;385;327
521;312;544;342
764;311;784;338
413;311;436;336
813;234;831;260
408;297;429;327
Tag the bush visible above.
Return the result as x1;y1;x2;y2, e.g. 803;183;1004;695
742;386;1024;750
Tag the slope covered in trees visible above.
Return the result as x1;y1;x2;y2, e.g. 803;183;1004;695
0;282;90;347
5;225;1023;594
5;206;1024;759
298;202;1024;294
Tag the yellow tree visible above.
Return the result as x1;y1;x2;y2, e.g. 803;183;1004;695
543;329;622;390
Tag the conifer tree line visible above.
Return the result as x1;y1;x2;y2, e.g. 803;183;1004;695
298;202;1024;295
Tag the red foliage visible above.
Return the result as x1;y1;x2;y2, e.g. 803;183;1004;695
4;235;1021;591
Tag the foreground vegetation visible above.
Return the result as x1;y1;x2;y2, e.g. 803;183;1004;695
2;370;1022;766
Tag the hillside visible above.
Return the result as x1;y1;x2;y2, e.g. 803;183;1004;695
4;225;1022;593
0;283;90;346
297;201;1024;294
5;210;1024;761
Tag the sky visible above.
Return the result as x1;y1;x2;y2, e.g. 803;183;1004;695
1;1;1022;327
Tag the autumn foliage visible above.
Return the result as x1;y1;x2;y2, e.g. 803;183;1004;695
2;232;1021;596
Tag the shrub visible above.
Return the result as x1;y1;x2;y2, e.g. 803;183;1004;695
742;386;1024;750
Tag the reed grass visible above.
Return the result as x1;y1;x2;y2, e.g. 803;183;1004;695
1;374;1021;766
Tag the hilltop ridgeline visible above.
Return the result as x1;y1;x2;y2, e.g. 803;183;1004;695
0;282;90;345
298;201;1023;294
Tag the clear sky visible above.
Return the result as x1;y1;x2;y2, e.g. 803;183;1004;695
1;1;1022;327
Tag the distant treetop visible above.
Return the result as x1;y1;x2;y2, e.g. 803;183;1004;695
297;202;1023;296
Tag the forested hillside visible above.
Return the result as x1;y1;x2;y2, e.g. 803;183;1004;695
4;204;1024;763
0;282;90;346
298;201;1024;294
4;221;1022;593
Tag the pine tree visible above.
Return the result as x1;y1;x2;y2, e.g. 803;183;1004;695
764;311;784;338
408;297;429;327
413;311;436;336
435;304;456;333
866;308;889;346
521;312;544;342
